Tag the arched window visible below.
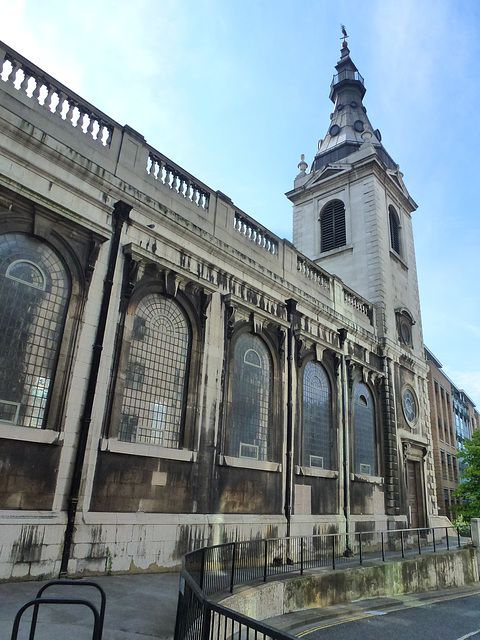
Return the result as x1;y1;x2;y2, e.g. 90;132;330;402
389;205;401;255
118;294;191;448
228;333;272;461
302;361;333;469
353;383;377;475
0;233;70;428
321;199;346;252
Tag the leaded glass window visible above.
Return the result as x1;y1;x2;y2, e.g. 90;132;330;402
321;199;346;252
118;294;190;447
302;362;332;469
228;333;272;461
353;383;377;475
0;234;70;428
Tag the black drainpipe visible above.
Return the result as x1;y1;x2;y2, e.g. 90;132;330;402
60;200;132;576
338;328;353;556
285;299;297;538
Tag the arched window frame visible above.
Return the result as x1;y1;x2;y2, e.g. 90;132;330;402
320;199;346;253
223;325;281;464
300;359;335;471
109;286;201;451
352;381;379;477
0;228;87;434
388;205;402;256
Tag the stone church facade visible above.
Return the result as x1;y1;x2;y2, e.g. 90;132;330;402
0;38;442;580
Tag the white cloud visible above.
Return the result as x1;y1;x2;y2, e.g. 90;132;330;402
444;368;480;408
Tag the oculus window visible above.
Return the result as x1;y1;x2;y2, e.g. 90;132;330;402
320;199;346;252
0;234;70;428
118;294;190;447
402;387;418;426
227;333;272;461
353;383;377;476
302;361;333;469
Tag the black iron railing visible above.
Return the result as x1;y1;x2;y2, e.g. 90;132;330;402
175;526;464;640
11;579;106;640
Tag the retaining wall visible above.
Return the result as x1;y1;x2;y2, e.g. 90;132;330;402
220;547;479;621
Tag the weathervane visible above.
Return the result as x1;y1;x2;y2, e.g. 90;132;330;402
340;24;348;47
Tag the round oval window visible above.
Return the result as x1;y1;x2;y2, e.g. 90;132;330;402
403;388;417;425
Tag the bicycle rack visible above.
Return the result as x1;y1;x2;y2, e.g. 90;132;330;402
10;579;106;640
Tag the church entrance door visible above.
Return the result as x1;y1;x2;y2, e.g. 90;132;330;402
407;459;424;528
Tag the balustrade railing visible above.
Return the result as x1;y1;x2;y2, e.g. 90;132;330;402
297;256;330;290
1;42;115;147
176;526;465;640
343;285;373;322
331;69;364;87
233;212;279;255
147;152;210;211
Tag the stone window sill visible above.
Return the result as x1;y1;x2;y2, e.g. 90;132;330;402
0;422;62;444
389;248;408;269
350;472;384;485
295;465;338;478
312;243;354;261
99;438;197;462
218;454;281;472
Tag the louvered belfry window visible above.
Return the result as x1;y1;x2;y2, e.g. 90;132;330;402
389;205;401;254
321;199;346;252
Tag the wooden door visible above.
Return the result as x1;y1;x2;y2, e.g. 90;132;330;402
407;459;424;528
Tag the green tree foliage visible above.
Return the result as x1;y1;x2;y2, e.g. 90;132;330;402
454;429;480;520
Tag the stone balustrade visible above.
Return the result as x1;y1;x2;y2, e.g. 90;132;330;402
296;256;330;291
0;39;376;337
147;152;210;211
233;211;278;255
1;44;115;147
343;285;373;323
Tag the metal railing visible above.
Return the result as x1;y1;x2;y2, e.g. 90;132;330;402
10;579;106;640
175;526;465;640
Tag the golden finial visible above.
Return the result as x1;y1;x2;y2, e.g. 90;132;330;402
340;24;348;47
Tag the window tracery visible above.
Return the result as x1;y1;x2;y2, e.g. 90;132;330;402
227;333;272;461
353;382;377;475
302;361;333;469
0;233;70;428
118;294;191;448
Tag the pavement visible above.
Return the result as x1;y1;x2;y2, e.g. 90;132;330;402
0;572;180;640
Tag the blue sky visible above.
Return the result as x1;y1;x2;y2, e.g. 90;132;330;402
2;0;480;405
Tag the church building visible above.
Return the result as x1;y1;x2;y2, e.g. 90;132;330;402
0;35;441;580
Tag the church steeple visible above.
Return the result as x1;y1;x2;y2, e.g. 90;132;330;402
312;33;396;174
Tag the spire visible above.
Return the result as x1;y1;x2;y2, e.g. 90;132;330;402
311;30;396;174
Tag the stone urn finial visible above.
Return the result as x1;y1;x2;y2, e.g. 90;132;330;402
297;154;308;176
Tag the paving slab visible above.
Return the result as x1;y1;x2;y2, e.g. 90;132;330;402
0;572;180;640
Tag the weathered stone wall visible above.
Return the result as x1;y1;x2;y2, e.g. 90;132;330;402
0;40;435;581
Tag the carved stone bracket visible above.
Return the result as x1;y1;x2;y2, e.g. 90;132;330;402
164;270;181;297
85;239;101;282
277;326;286;356
315;343;325;362
347;360;356;388
123;254;140;301
225;299;237;339
251;312;263;335
200;292;212;329
295;337;307;368
368;370;384;388
334;353;341;376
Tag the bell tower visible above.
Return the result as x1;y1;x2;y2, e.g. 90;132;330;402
287;32;439;527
